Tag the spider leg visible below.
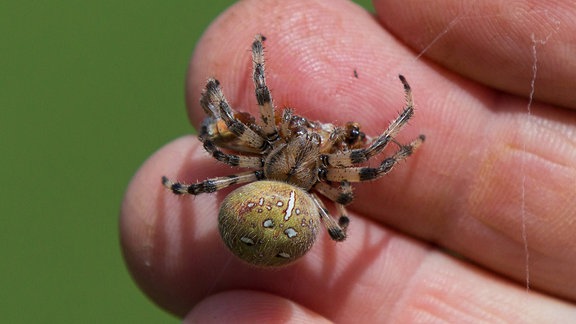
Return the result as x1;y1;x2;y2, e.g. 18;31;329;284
320;134;425;182
314;181;352;234
162;170;265;195
279;108;293;139
203;78;271;152
320;126;347;153
202;139;264;168
310;192;347;242
313;181;354;206
336;203;350;232
321;75;415;168
252;34;279;142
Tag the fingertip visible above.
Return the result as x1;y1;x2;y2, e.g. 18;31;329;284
120;136;229;315
186;0;413;131
184;291;332;324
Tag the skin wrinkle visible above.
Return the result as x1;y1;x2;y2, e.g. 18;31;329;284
473;158;573;250
469;112;575;241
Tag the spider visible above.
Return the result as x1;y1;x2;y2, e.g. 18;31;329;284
162;34;425;267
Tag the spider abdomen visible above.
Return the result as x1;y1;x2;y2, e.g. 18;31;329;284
218;180;320;267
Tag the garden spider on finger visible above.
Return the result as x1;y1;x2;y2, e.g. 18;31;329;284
162;34;425;267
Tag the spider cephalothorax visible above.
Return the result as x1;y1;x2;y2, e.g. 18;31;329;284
162;34;425;267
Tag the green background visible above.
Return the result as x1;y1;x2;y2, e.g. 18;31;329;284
1;0;372;322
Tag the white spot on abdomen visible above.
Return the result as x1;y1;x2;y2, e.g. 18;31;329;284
284;227;297;238
284;190;295;221
263;219;274;228
240;237;255;246
277;252;290;259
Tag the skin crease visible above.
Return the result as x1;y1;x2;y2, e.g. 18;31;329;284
120;0;576;322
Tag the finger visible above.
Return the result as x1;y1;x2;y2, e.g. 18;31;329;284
369;0;576;300
373;0;576;108
351;85;576;301
185;0;428;135
121;137;576;321
183;0;576;301
184;291;331;323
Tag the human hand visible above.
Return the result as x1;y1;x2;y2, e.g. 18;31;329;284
121;0;576;322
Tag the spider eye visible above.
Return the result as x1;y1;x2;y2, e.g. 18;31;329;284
218;181;320;267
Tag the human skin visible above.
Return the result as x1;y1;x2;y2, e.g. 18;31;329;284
120;0;576;322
